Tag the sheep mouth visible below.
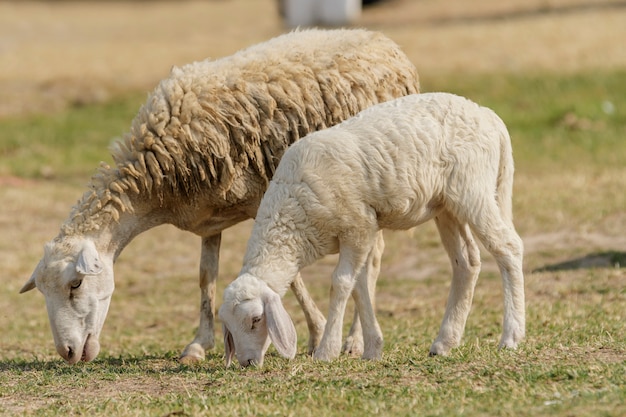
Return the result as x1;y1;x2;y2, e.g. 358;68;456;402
80;334;100;362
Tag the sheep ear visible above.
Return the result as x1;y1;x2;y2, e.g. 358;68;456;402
223;324;235;367
20;260;43;293
76;240;103;275
263;289;297;359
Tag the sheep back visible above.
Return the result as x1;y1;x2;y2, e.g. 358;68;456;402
110;28;419;203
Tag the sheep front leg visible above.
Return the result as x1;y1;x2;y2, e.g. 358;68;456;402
314;247;364;361
180;233;221;363
290;273;327;355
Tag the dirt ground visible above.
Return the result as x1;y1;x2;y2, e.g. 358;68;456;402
1;0;625;117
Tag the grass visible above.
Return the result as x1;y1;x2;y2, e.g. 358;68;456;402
426;70;626;173
2;269;624;416
2;70;626;179
1;70;625;416
0;94;145;181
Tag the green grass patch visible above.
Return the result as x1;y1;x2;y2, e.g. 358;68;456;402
423;70;626;173
0;94;145;180
1;71;625;180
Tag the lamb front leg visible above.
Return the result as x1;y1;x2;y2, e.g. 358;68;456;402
342;231;384;356
180;233;221;363
314;247;364;361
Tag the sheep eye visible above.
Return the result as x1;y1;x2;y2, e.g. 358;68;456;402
251;316;262;329
70;280;82;290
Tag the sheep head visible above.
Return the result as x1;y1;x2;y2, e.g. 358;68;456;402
219;273;297;368
20;236;114;364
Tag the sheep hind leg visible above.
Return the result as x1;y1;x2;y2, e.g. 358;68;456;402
180;233;221;364
430;211;481;356
343;231;384;357
469;203;525;350
290;273;327;355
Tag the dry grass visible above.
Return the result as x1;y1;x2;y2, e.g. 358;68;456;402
1;0;626;116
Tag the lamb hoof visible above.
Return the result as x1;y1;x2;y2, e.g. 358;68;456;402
499;326;525;350
361;349;382;361
498;338;520;350
428;341;451;357
362;335;383;360
342;335;364;357
313;346;339;362
179;343;205;364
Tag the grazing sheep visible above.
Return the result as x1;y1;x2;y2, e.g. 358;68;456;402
19;28;419;364
219;92;525;367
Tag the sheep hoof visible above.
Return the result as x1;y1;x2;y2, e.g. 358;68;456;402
179;343;205;364
342;335;364;357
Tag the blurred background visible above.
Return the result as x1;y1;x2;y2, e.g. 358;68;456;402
1;0;625;118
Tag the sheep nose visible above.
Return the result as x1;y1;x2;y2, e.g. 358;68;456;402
242;358;257;368
57;345;78;364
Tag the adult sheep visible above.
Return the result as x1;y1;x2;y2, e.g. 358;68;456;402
219;93;525;367
20;28;419;364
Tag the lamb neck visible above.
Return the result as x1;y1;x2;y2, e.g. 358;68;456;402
239;191;317;297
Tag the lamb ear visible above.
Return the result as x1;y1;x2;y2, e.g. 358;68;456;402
263;289;297;359
223;324;235;367
20;260;43;293
76;240;103;275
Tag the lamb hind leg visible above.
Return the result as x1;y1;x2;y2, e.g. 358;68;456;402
180;233;221;363
469;207;525;349
430;212;481;356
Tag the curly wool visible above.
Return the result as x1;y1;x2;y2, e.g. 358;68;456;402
61;28;419;235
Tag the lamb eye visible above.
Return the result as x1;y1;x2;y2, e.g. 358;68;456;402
251;316;262;329
70;280;82;290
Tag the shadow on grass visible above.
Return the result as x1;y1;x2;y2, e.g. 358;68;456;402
0;352;225;375
533;250;626;272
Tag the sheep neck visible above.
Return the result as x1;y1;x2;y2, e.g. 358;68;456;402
59;166;168;261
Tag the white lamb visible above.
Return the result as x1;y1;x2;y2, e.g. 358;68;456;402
219;92;525;367
19;28;419;364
